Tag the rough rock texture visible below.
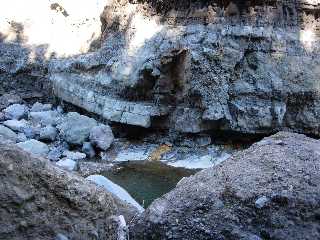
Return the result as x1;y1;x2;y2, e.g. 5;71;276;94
2;1;320;136
90;124;114;151
0;142;138;240
47;0;320;136
131;132;320;240
17;139;49;157
57;112;98;145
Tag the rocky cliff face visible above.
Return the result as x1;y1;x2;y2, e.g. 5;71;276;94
50;0;320;136
1;1;320;136
131;132;320;239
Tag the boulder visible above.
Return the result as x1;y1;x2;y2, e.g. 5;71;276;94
3;119;29;132
30;102;52;112
0;142;138;240
0;94;22;110
132;132;320;240
56;159;77;171
0;125;17;142
29;111;59;126
90;124;114;151
3;104;28;120
57;112;97;145
39;125;57;142
17;140;49;157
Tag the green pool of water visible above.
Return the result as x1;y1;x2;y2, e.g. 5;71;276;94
102;161;197;207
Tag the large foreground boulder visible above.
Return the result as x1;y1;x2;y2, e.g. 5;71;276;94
131;132;320;240
0;143;138;240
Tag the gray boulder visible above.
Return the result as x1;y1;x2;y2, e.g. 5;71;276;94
30;102;52;112
3;104;28;120
17;139;49;157
29;111;59;126
132;132;320;240
58;112;97;145
90;124;114;151
56;159;77;171
0;125;17;142
3;119;29;132
0;142;138;240
39;125;57;142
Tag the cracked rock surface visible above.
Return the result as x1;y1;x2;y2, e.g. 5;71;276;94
131;132;320;240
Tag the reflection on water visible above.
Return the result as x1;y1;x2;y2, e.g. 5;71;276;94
102;161;197;207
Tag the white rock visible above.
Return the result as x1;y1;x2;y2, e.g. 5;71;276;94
0;125;17;142
29;111;59;126
3;104;28;120
255;196;269;209
30;102;52;112
3;119;28;132
86;175;144;213
90;124;114;151
56;159;76;171
62;150;86;160
17;139;49;156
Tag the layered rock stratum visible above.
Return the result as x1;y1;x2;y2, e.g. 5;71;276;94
1;0;320;136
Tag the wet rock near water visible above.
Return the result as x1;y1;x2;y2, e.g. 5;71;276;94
131;132;320;240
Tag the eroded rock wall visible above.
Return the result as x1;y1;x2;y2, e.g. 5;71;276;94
49;0;320;136
1;0;320;136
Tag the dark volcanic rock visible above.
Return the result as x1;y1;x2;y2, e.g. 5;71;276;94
0;143;138;240
131;132;320;240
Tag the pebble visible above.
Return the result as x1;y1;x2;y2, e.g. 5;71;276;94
62;150;86;160
55;233;69;240
255;196;270;209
